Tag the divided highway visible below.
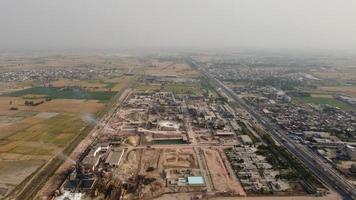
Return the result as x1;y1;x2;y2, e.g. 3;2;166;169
186;57;356;200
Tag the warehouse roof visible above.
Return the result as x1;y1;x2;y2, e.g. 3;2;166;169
187;176;204;185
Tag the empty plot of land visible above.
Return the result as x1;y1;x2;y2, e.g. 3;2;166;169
138;148;166;199
135;84;161;93
118;149;141;178
203;148;245;196
162;148;198;169
162;83;202;95
145;62;199;77
140;149;161;174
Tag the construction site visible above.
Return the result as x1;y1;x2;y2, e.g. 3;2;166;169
49;76;243;200
51;75;325;200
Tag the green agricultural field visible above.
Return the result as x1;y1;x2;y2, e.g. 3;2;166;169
86;79;116;89
27;114;85;147
0;113;85;154
0;113;86;198
103;82;116;89
293;96;355;111
5;86;116;103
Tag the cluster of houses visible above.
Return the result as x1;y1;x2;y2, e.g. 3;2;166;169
257;103;354;138
0;65;122;83
225;146;290;193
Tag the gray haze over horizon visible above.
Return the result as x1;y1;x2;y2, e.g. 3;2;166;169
1;0;356;52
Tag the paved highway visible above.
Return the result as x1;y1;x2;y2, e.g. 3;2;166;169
186;57;356;200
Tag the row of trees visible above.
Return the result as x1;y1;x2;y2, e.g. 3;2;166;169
24;98;51;106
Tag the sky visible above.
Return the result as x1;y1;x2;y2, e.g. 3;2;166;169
0;0;356;51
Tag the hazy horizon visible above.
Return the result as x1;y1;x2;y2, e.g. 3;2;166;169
1;0;356;52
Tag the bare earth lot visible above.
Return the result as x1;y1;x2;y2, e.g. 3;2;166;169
203;148;245;196
145;61;199;77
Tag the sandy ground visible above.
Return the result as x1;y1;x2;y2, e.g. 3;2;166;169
138;148;166;199
162;148;198;169
203;148;246;196
118;148;141;178
139;149;161;174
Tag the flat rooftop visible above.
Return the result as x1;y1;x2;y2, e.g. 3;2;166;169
187;176;205;185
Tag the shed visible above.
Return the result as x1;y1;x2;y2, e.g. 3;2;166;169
187;176;205;186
